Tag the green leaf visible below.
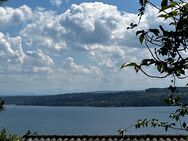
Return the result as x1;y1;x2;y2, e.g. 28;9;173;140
158;14;168;19
169;22;175;25
149;29;160;36
136;30;145;36
141;59;155;66
170;1;178;7
165;125;168;131
121;63;140;73
161;0;168;8
157;63;164;73
180;69;185;75
120;63;138;69
171;123;176;127
168;11;178;17
159;1;177;12
176;69;185;76
139;33;145;44
183;122;186;128
135;65;140;72
158;11;178;20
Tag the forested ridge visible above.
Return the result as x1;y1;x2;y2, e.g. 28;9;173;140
2;87;188;107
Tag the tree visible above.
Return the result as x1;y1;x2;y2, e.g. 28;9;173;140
121;0;188;132
0;129;20;141
0;98;4;109
0;0;8;5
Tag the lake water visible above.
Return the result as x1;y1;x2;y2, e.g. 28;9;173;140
0;105;187;135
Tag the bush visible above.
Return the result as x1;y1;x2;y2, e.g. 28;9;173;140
0;129;20;141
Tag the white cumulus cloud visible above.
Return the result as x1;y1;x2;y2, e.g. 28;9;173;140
0;2;179;92
0;32;24;70
20;9;66;52
0;5;32;28
63;57;100;76
0;32;54;74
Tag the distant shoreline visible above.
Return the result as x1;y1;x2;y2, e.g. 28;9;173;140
2;87;188;107
4;104;173;108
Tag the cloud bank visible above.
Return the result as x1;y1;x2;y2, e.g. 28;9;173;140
0;5;32;28
0;2;177;93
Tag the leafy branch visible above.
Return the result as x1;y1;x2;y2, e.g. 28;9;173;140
121;0;188;134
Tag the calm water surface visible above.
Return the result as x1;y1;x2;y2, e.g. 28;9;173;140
0;105;187;135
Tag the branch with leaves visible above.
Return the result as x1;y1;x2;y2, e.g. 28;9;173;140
122;0;188;80
120;0;188;134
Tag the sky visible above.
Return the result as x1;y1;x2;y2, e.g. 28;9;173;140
0;0;186;95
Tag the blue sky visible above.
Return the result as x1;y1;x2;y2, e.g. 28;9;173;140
5;0;140;12
0;0;183;95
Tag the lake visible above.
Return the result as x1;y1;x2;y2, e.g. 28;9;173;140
0;105;187;135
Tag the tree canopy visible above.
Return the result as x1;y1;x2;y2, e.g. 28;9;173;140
121;0;188;132
0;0;7;5
122;0;188;84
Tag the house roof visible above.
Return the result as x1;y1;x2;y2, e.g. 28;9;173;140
21;135;188;141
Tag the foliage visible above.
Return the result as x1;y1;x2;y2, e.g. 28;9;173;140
0;97;4;109
122;0;188;80
0;129;20;141
121;0;188;133
0;0;8;5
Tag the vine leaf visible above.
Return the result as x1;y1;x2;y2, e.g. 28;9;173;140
161;0;168;8
149;29;160;36
121;63;140;72
139;33;145;44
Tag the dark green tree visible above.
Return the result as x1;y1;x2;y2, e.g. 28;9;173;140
0;98;4;109
0;129;20;141
121;0;188;132
0;0;8;5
